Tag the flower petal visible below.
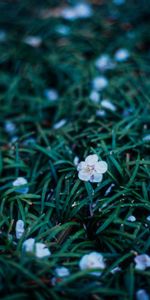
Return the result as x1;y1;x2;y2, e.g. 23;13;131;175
85;154;98;165
55;267;70;277
135;262;145;271
35;242;51;258
79;254;89;271
12;177;29;194
134;254;150;270
136;289;149;300
88;252;105;268
16;220;24;239
22;238;35;253
95;161;108;174
90;173;103;183
78;171;91;181
77;161;86;171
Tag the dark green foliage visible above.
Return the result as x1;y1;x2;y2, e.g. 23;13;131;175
0;0;150;299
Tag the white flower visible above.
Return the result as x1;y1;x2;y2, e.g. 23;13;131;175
55;267;70;277
44;89;58;101
23;36;42;47
127;215;136;222
101;99;116;112
146;216;150;221
35;242;51;258
79;252;106;276
22;238;35;253
73;156;79;166
134;254;150;271
92;76;108;91
136;289;149;300
74;3;92;18
12;177;29;194
90;90;100;103
77;154;108;183
22;238;51;258
110;266;121;274
53;119;67;129
143;134;150;141
95;54;115;71
96;109;106;117
4;120;16;134
15;220;25;239
114;48;130;62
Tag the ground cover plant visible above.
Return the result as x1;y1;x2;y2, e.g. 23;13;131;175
0;0;150;299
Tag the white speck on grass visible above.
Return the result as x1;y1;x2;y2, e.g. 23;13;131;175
101;99;116;112
95;54;116;71
61;3;92;20
12;177;29;194
127;215;136;222
74;3;92;18
4;121;16;134
114;48;130;62
146;216;150;221
96;110;106;117
90;90;100;103
55;267;70;277
61;8;77;20
105;183;115;195
23;36;42;47
53;119;67;129
16;220;25;239
92;76;108;91
110;266;121;274
44;89;58;101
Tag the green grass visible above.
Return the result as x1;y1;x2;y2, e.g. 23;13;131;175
0;0;150;299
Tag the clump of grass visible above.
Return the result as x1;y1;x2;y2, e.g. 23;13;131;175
0;0;150;299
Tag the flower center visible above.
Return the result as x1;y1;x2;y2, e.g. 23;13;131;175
86;165;95;173
88;258;97;268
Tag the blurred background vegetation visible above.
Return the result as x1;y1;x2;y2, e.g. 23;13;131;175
0;1;150;299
